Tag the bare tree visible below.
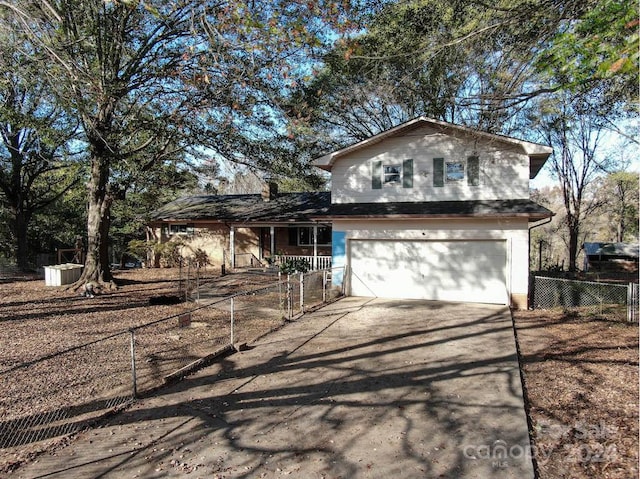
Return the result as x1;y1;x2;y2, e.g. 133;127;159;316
597;171;640;242
532;91;619;271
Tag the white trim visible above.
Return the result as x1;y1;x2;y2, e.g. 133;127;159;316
270;226;275;256
313;224;318;270
230;227;235;268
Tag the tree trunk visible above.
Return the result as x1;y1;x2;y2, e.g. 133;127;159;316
99;208;112;281
617;209;625;243
76;155;114;288
14;206;30;271
567;215;580;272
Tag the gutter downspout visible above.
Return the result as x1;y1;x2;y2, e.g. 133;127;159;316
528;216;554;259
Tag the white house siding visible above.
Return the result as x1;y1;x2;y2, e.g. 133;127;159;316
331;126;530;204
332;218;530;308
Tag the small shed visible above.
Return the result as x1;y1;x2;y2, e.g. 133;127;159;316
583;242;639;273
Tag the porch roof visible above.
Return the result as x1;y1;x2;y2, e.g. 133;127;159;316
312;199;553;221
149;192;331;223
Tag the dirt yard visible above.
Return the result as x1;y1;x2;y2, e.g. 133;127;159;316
0;267;284;472
1;268;638;478
514;308;639;479
0;268;283;363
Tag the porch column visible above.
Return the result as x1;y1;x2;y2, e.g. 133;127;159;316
313;224;318;270
230;226;235;269
270;226;275;257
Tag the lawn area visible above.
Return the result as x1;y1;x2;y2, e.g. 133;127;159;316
514;307;639;479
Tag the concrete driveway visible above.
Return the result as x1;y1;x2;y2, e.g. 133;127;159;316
16;297;534;479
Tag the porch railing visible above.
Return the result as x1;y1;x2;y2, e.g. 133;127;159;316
230;253;332;271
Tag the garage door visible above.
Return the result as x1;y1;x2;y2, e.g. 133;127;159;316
349;239;508;305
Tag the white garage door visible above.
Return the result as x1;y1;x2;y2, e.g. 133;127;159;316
349;239;508;305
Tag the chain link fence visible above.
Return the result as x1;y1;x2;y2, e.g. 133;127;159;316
0;332;132;450
0;267;344;465
531;275;638;322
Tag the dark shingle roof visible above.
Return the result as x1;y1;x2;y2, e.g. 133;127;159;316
149;192;331;223
583;242;639;259
318;199;553;220
151;194;552;223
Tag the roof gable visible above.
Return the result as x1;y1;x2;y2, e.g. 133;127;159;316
313;116;553;179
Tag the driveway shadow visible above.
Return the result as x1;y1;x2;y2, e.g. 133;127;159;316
13;297;534;479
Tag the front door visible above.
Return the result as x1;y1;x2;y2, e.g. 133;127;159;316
259;227;272;259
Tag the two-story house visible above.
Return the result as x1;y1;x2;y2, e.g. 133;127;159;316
312;117;553;309
148;116;553;308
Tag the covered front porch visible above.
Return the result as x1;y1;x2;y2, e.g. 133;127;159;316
230;223;332;271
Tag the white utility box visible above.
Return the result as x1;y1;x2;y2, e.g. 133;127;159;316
44;263;84;286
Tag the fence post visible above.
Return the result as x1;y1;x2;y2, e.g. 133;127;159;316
628;282;638;323
186;259;191;302
230;297;235;345
300;272;305;314
341;265;347;296
635;283;639;323
196;267;200;302
287;274;292;320
322;269;327;303
129;329;137;399
278;271;282;316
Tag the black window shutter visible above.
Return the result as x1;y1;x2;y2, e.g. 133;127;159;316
467;156;479;186
402;159;413;188
433;158;444;187
288;227;297;246
372;160;382;189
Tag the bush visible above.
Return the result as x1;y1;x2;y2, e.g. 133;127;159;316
279;258;310;274
192;248;211;269
154;241;184;267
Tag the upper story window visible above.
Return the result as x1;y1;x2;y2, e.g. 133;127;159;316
445;161;465;182
434;157;479;187
372;159;413;189
383;165;402;185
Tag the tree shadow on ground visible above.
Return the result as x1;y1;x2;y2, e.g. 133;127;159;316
6;299;543;478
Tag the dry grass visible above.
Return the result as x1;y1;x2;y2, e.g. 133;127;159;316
514;308;639;479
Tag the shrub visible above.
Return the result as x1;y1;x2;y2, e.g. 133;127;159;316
192;248;211;269
154;241;184;267
279;258;310;274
